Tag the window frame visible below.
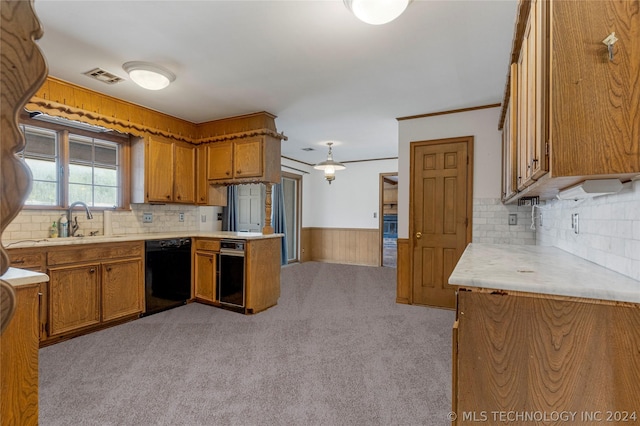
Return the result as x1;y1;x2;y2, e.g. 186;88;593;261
19;114;131;211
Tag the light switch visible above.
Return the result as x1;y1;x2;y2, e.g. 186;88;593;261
508;214;517;225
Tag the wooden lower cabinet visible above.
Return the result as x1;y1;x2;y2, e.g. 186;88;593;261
194;251;216;303
192;237;281;313
41;241;144;343
48;263;101;337
453;290;640;425
101;258;143;322
0;283;40;425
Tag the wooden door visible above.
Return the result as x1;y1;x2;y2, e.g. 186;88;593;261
234;138;263;178
194;251;216;302
237;183;263;232
147;137;173;202
48;263;100;336
173;143;196;203
101;258;143;322
207;142;233;180
410;138;472;309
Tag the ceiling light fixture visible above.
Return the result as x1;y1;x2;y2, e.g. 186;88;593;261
122;61;175;90
343;0;411;25
314;142;346;185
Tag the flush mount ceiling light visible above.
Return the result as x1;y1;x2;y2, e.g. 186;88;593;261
343;0;411;25
122;61;175;90
314;142;346;185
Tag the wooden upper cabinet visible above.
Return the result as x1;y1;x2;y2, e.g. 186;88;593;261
234;138;263;178
132;135;196;204
196;145;227;206
500;0;638;202
206;135;281;184
146;136;174;202
207;141;233;180
173;142;196;203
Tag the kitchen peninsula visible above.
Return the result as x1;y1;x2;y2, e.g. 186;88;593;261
449;243;640;424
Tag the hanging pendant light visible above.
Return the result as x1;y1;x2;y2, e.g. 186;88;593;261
343;0;411;25
314;142;346;184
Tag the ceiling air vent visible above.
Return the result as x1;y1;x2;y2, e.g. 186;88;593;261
301;147;315;152
83;68;125;85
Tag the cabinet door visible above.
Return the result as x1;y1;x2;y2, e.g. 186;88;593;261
48;263;100;336
101;258;143;322
173;143;196;203
196;145;209;204
234;138;263;178
207;142;233;180
516;13;532;190
194;251;216;302
147;137;174;202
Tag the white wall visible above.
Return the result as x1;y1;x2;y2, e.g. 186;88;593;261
398;107;534;244
310;159;398;228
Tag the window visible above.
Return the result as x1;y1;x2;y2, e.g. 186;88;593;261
68;135;119;207
20;126;59;206
18;123;127;209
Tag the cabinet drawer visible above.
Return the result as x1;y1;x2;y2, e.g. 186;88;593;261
195;239;220;252
47;242;143;266
7;249;46;271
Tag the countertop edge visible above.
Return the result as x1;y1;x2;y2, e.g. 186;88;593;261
1;267;49;288
3;231;284;248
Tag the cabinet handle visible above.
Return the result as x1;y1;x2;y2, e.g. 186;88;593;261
89;268;96;273
13;259;24;264
200;197;205;201
106;267;112;272
166;195;171;199
177;195;181;200
226;171;230;176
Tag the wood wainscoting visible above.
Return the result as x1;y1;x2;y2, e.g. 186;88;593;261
396;238;410;304
301;228;380;266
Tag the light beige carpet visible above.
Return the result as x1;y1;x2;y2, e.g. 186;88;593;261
39;262;454;425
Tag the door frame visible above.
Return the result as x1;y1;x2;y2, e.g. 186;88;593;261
379;172;398;267
282;171;302;263
408;136;474;305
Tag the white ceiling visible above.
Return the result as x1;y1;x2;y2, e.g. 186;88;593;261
33;0;518;164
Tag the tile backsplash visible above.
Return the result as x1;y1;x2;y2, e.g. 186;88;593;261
2;204;202;242
472;198;536;245
537;179;640;281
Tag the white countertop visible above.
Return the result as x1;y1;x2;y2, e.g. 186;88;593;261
448;243;640;304
1;267;49;288
3;231;283;249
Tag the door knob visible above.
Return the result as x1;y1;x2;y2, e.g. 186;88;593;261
416;232;422;239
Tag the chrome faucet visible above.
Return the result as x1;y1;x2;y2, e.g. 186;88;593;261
68;201;93;237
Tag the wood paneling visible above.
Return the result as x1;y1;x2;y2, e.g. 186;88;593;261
455;290;640;421
0;284;39;426
26;78;287;145
303;227;380;266
245;237;281;313
300;227;312;263
396;238;410;304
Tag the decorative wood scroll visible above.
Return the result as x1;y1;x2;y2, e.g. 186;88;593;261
1;0;48;275
26;77;287;144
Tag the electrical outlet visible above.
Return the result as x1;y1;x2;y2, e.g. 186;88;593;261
572;213;579;234
373;212;377;218
508;213;517;225
178;212;185;222
217;213;223;221
143;212;153;223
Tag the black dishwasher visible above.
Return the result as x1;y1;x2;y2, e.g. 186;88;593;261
144;238;191;316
